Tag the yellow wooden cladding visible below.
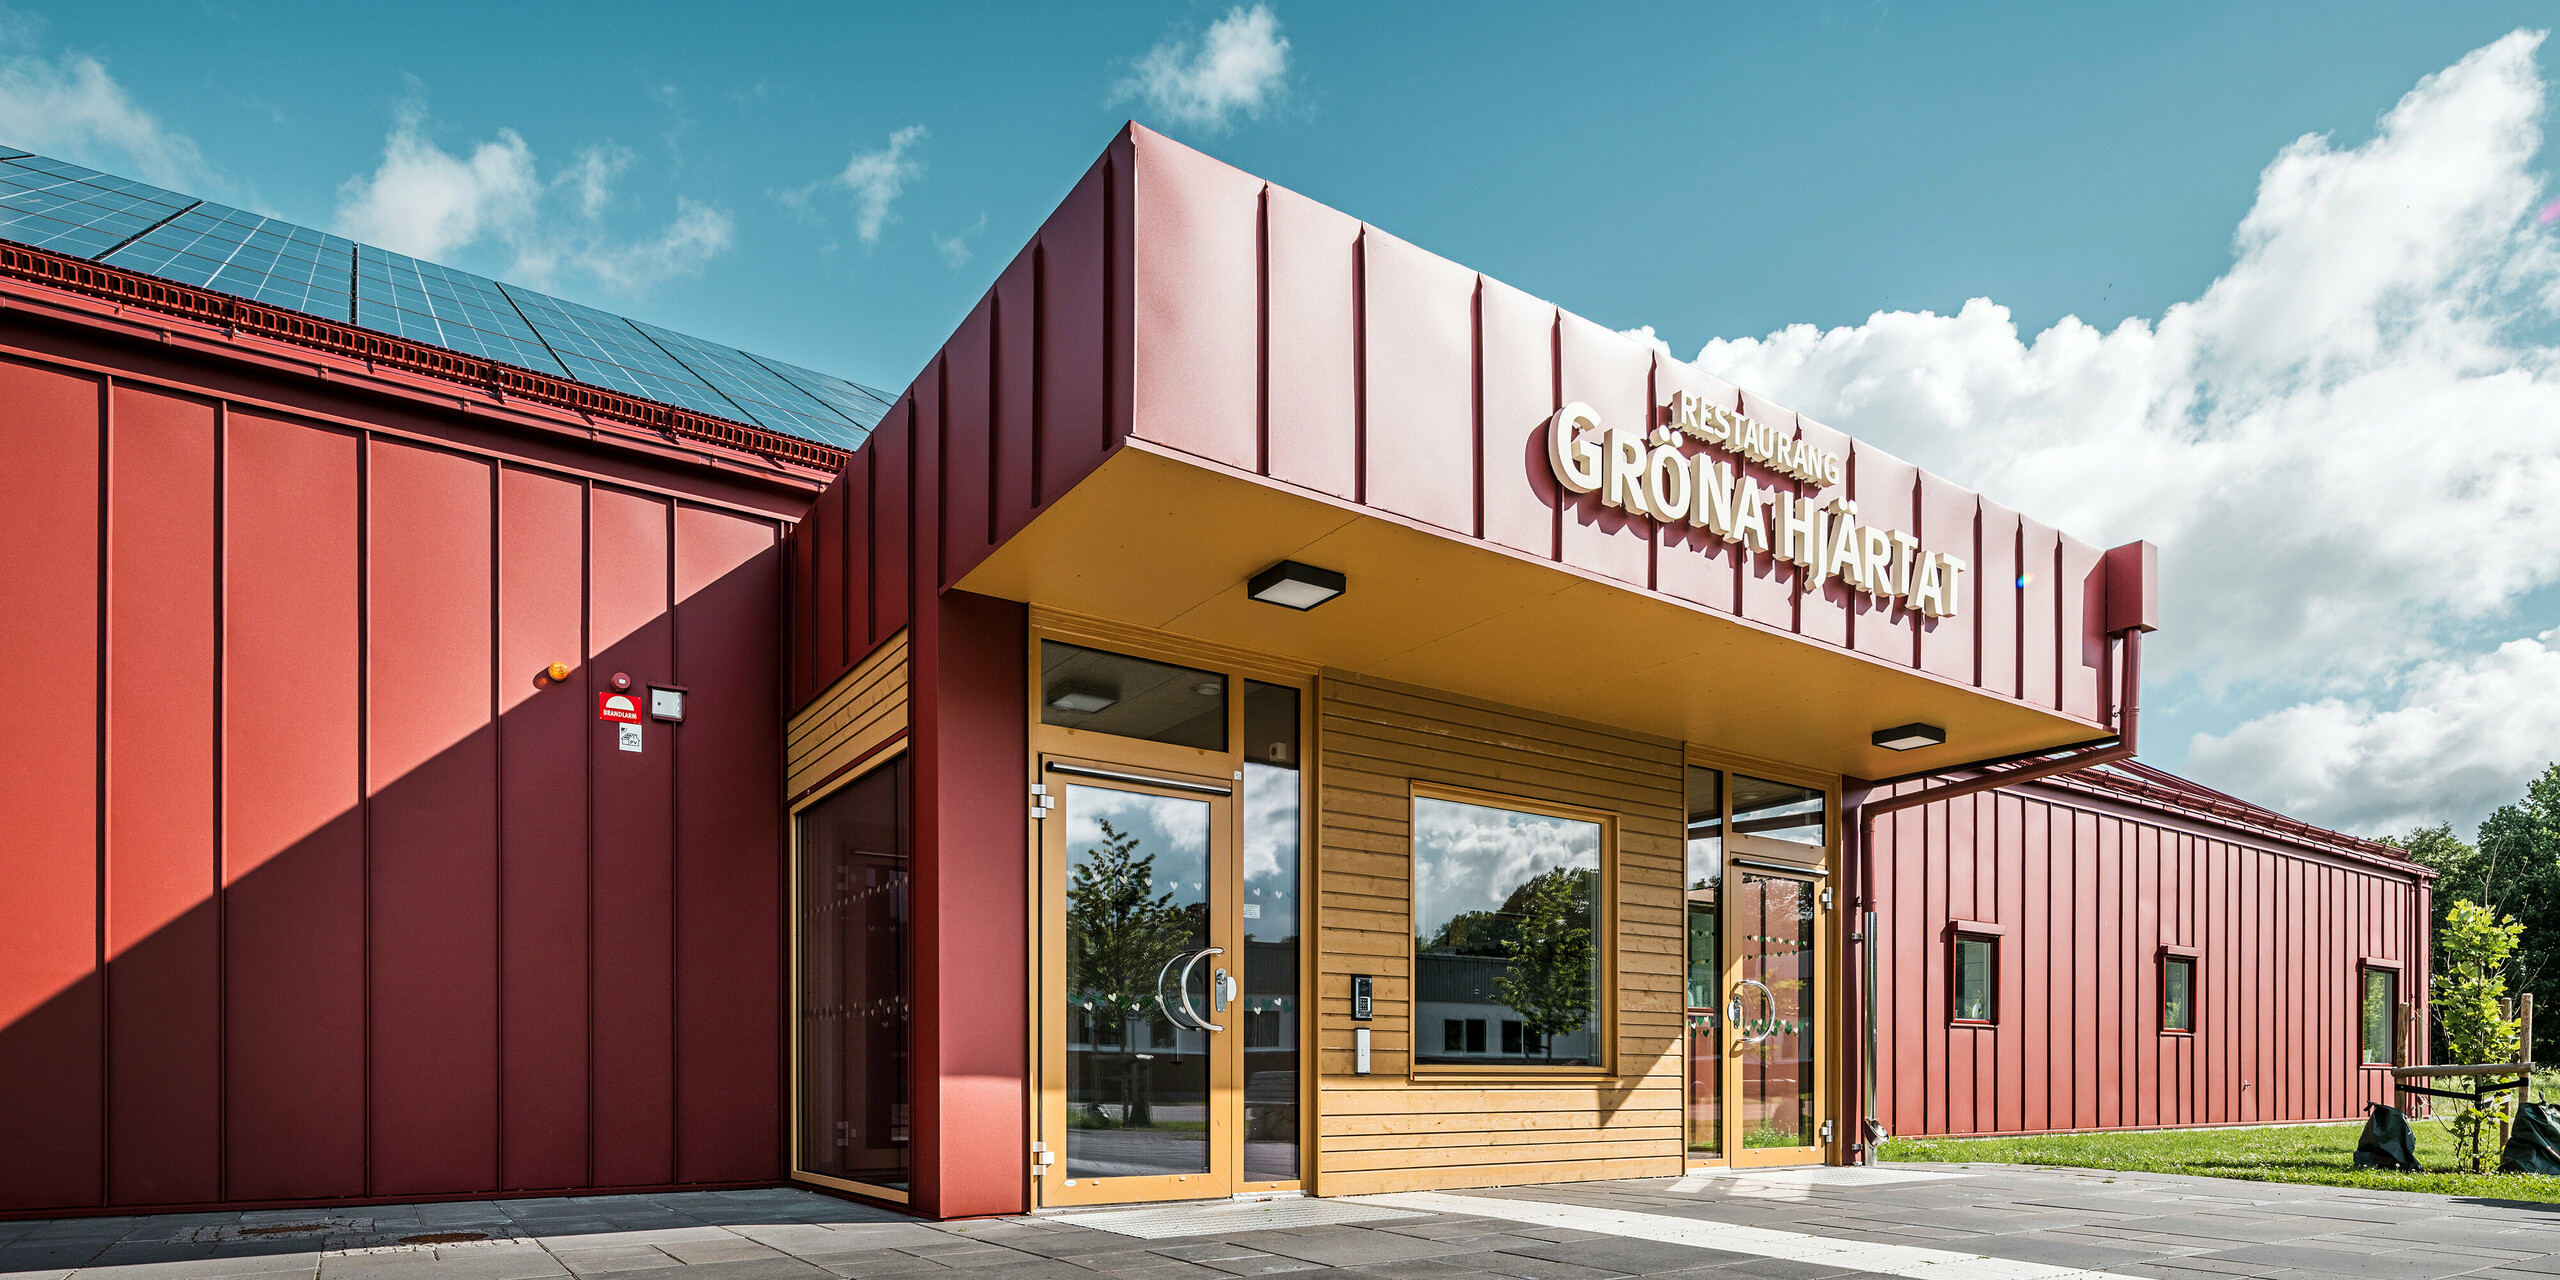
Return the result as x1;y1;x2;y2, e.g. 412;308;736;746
786;631;908;802
1315;671;1688;1194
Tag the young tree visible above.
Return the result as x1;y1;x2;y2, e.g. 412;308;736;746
2398;764;2560;1064
1491;867;1599;1059
2434;898;2524;1173
1065;819;1199;1127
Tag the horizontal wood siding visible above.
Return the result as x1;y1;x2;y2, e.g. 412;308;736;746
1871;779;2428;1139
786;631;909;801
1316;673;1686;1193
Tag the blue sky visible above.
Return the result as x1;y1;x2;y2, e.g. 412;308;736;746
17;2;2560;836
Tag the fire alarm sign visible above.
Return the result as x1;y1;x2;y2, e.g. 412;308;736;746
597;692;644;724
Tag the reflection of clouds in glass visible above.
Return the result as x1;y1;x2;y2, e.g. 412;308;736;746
1065;785;1209;893
1242;761;1299;940
1412;797;1600;934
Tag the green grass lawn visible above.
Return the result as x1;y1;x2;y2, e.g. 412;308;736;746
1881;1114;2560;1203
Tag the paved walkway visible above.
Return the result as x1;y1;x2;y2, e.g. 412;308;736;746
11;1164;2560;1280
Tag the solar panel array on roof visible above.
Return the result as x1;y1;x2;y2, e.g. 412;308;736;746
106;203;356;321
0;147;890;451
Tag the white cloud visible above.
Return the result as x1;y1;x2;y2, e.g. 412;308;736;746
1634;30;2560;834
2188;631;2560;838
334;102;540;260
334;95;732;294
1115;4;1290;134
933;213;986;268
0;17;213;191
795;125;926;248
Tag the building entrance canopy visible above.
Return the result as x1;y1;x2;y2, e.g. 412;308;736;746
801;124;2152;781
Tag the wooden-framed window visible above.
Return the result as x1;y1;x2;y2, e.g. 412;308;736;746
2361;963;2401;1066
1409;784;1615;1073
2160;950;2198;1034
1951;933;1997;1025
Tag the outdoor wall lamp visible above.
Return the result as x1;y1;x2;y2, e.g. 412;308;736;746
1872;723;1948;751
1247;560;1346;611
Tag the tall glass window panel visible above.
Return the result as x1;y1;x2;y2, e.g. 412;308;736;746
1731;775;1826;847
1412;796;1604;1067
1684;766;1723;1155
1241;682;1301;1180
1736;872;1815;1147
1041;641;1227;751
797;755;911;1190
2362;967;2398;1065
1951;936;1995;1024
2162;956;2196;1033
1062;784;1213;1178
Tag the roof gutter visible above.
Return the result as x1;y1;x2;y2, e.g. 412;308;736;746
1841;607;2149;1164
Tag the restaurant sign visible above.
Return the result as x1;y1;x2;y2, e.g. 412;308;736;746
1547;391;1968;618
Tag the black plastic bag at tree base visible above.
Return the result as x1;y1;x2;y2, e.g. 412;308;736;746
2501;1103;2560;1174
2355;1102;2421;1172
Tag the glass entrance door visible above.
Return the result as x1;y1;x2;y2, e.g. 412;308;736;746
1728;867;1821;1165
1041;766;1237;1204
1031;639;1306;1207
1686;765;1832;1167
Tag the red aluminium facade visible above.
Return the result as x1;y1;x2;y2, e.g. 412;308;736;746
0;263;824;1215
1866;763;2432;1140
0;123;2432;1222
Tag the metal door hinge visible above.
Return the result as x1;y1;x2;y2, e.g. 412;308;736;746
1821;886;1834;911
1821;1119;1835;1144
1032;783;1056;822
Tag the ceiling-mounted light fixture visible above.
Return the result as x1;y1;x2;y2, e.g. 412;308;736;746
1872;723;1947;751
1247;560;1346;611
1046;683;1118;713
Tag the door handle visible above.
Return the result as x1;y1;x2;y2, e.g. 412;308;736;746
1732;978;1780;1045
1213;968;1236;1013
1179;947;1225;1032
1157;950;1206;1031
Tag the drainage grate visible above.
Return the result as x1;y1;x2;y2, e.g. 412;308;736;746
1672;1165;1972;1188
1054;1197;1425;1240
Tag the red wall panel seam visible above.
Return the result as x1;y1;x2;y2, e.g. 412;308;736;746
489;462;506;1187
94;374;112;1209
212;399;229;1206
1255;188;1270;478
582;477;596;1192
358;429;373;1198
666;498;682;1184
1351;227;1367;507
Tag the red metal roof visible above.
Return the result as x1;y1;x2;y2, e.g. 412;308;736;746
0;238;851;476
2046;758;2425;873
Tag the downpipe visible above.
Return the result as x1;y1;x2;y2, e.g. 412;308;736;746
1841;628;2144;1164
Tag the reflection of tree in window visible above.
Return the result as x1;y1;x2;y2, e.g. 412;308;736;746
1066;818;1200;1127
1419;866;1597;1062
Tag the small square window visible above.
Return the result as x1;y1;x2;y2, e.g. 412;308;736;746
2362;967;2399;1066
1951;935;1996;1024
2162;955;2197;1033
1466;1018;1487;1054
1444;1019;1465;1053
1502;1020;1524;1055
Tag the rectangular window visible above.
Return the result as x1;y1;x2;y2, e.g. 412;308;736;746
796;754;910;1192
1730;774;1826;847
2362;967;2399;1066
1951;935;1995;1024
1685;765;1723;1157
2162;955;2196;1033
1412;793;1606;1067
1240;680;1301;1181
1038;640;1227;750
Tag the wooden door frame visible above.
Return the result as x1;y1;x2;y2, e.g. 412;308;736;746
1680;746;1841;1169
1025;611;1317;1207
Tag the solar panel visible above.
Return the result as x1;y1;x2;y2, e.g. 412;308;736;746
354;246;569;376
750;353;896;434
0;145;903;451
499;284;751;420
0;153;197;258
102;202;356;322
630;320;872;448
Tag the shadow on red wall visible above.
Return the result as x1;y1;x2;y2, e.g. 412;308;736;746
0;368;792;1217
